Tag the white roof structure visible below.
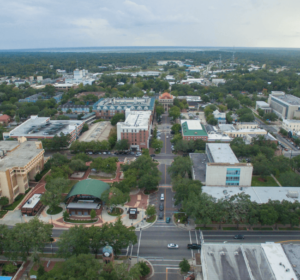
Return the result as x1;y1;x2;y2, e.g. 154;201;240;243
122;111;151;129
180;120;202;130
22;194;42;209
208;134;232;142
256;101;270;107
261;244;297;280
202;186;300;203
206;143;238;164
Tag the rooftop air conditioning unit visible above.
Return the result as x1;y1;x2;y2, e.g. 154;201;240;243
287;191;299;198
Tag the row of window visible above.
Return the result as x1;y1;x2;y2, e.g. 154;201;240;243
226;182;239;186
227;170;240;175
226;177;240;181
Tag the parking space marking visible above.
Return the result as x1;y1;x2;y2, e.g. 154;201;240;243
189;230;193;258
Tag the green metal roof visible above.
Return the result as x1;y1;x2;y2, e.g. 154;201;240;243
65;179;109;200
181;121;208;137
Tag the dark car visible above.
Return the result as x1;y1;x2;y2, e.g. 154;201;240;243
187;243;201;249
159;203;164;211
166;217;171;223
234;234;245;239
158;212;164;219
150;154;156;157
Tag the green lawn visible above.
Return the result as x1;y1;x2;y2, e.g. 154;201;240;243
47;206;63;215
62;180;79;193
3;189;31;211
251;176;279;186
146;215;156;223
108;207;124;216
89;174;115;180
65;218;97;224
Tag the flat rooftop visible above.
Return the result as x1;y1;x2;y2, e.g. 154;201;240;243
181;120;208;137
202;244;276;280
202;186;300;203
190;153;208;183
282;244;300;277
272;94;300;106
22;194;41;209
8;116;83;138
261;243;297;280
0;141;43;171
121;111;151;128
206;143;238;164
219;124;236;131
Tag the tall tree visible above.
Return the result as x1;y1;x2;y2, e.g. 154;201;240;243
57;226;90;258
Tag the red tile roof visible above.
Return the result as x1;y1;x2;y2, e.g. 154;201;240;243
0;115;10;121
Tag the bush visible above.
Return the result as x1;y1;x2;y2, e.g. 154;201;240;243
179;258;190;273
37;265;46;277
90;209;96;219
139;261;150;276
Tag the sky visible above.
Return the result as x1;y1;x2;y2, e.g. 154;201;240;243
0;0;300;50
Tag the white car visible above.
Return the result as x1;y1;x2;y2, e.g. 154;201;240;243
168;243;179;249
166;136;169;139
103;152;107;155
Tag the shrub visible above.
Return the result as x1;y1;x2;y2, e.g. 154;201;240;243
63;211;70;220
139;261;150;276
179;258;190;273
90;209;96;219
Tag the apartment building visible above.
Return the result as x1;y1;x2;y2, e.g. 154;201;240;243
93;97;155;119
0;137;45;203
117;109;152;150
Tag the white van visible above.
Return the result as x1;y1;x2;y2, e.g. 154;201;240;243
160;194;164;201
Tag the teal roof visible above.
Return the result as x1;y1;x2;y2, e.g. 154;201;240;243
181;121;208;137
65;179;109;200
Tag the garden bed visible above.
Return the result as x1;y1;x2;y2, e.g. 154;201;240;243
146;215;156;223
47;206;63;215
278;227;300;231
223;227;247;230
64;218;98;224
144;188;158;195
195;226;217;230
0;210;8;218
107;207;124;216
253;227;273;231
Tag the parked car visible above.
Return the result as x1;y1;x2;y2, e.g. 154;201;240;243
107;152;111;155
166;217;171;223
187;243;201;249
103;152;107;155
88;152;93;155
158;212;163;219
98;152;102;155
159;203;164;211
234;234;245;239
150;154;156;157
160;193;164;201
166;136;169;138
168;243;179;249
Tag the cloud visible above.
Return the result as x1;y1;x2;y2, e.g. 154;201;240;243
0;0;300;49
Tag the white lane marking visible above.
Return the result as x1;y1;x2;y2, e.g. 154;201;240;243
137;229;143;260
189;230;193;258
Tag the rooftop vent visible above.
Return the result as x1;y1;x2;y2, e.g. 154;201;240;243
287;191;299;198
223;190;228;195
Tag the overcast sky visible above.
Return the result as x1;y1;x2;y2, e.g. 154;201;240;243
1;0;300;50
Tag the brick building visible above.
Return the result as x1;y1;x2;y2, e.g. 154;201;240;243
158;92;174;112
117;109;152;151
0;115;11;125
181;120;208;141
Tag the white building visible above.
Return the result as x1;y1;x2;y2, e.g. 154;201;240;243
255;101;272;113
205;143;253;186
213;110;226;124
282;119;300;132
268;91;300;119
117;110;152;150
211;79;226;86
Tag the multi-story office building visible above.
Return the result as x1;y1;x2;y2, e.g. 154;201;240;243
268;91;300;119
93;97;155;119
0;137;45;203
205;143;253;186
282;119;300;132
117;109;152;150
3;116;83;143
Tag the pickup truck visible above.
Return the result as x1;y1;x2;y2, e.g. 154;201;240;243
187;243;201;249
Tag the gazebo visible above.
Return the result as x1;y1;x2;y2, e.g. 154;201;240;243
65;179;109;216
